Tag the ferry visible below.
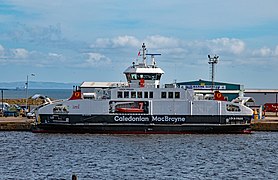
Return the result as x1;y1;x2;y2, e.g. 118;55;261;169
33;43;253;134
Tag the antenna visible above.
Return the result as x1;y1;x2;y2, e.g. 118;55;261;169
208;55;219;91
146;53;161;67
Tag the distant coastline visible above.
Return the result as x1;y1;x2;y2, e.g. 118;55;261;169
0;81;78;90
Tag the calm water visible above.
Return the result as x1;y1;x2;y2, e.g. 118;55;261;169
0;132;277;179
2;89;72;99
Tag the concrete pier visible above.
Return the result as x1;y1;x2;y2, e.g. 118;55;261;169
251;117;278;131
0;117;34;131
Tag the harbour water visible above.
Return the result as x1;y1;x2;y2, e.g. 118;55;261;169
0;132;277;179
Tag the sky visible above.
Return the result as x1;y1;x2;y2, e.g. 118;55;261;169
1;0;278;89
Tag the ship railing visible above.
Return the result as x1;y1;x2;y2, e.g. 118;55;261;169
113;112;149;115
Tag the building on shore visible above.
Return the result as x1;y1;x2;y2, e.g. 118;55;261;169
175;79;278;107
175;79;243;101
244;89;278;107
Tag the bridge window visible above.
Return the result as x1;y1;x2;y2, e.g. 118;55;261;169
226;104;241;112
157;74;162;80
126;74;131;82
131;74;137;80
130;73;162;80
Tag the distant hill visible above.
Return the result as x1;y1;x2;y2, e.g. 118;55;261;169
0;81;79;89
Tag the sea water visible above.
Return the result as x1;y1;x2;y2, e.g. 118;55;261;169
1;89;72;100
0;132;277;179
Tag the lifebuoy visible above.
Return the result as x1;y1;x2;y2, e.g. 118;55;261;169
75;92;80;97
140;78;145;88
216;93;221;98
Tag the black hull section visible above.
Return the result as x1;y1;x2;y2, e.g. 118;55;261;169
33;123;251;134
33;114;252;134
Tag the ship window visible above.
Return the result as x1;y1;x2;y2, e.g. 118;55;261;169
131;91;136;98
161;92;167;98
149;92;153;98
157;74;162;80
137;91;142;98
124;91;129;98
143;74;151;79
126;74;131;82
144;91;148;98
131;74;137;80
117;91;123;98
226;104;241;112
132;73;161;80
168;92;173;98
175;92;180;99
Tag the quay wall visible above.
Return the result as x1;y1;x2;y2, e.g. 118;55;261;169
251;117;278;131
0;117;34;131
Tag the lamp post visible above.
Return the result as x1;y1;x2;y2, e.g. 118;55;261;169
25;73;35;112
208;55;219;91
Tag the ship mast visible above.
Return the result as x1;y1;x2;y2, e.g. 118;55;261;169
142;43;147;67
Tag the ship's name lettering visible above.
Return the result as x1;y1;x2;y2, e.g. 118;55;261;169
226;117;244;121
152;116;186;122
114;116;149;122
114;116;186;122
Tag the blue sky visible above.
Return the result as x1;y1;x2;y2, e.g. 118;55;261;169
1;0;278;89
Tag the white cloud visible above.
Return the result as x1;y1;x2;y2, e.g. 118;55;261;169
92;36;140;48
48;52;62;58
252;47;272;57
251;46;278;57
112;36;140;47
2;34;278;70
80;52;111;67
206;38;245;55
0;44;4;57
92;38;111;48
12;48;29;58
91;36;245;56
144;35;181;49
274;46;278;56
91;35;183;55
